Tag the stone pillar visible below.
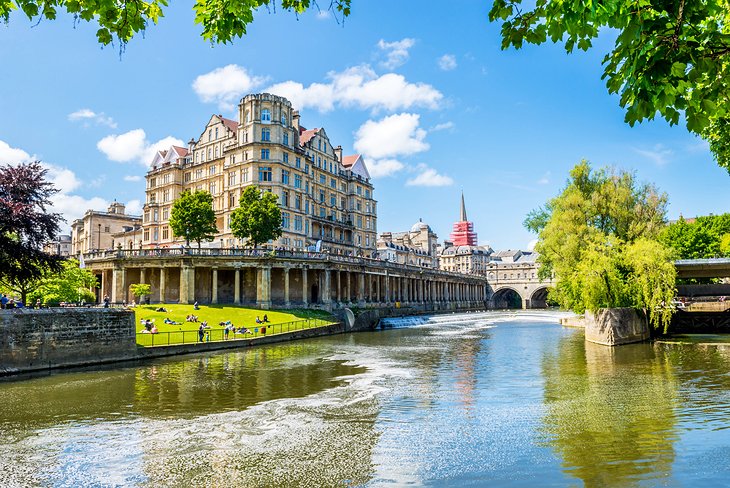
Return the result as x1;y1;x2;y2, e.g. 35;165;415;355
357;273;365;305
111;266;125;303
302;268;309;306
376;274;381;303
179;265;195;304
211;267;218;304
346;272;351;303
257;266;272;309
336;270;341;304
322;269;331;305
420;280;425;303
140;268;146;285
234;268;241;305
159;268;166;303
384;271;390;304
284;268;290;307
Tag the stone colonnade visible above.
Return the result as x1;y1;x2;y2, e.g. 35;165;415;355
98;262;487;310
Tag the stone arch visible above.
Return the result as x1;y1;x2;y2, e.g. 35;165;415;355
492;287;523;309
529;286;550;309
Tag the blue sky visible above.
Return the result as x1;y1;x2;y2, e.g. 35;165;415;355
1;1;728;250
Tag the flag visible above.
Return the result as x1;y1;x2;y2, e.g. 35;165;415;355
79;252;85;269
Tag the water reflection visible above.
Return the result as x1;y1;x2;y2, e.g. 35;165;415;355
541;334;679;486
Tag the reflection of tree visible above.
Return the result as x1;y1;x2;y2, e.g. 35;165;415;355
541;335;678;487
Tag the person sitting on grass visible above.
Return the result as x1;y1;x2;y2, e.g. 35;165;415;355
164;317;181;325
255;316;262;324
194;301;200;310
263;314;269;323
150;324;158;334
155;306;167;312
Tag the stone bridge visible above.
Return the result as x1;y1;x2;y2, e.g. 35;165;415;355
485;262;554;309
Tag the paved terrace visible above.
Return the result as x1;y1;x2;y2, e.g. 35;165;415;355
83;248;490;311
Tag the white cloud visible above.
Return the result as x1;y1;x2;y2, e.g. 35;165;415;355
316;10;330;19
405;166;454;187
378;38;416;69
0;139;31;164
266;65;442;113
634;144;673;166
97;129;183;166
125;199;143;216
438;54;457;71
124;175;142;182
537;171;551;185
68;109;117;128
354;113;429;159
192;65;267;111
366;158;406;178
430;121;454;132
527;239;538;251
51;194;108;229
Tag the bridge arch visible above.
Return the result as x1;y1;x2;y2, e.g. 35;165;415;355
528;286;550;309
492;287;524;309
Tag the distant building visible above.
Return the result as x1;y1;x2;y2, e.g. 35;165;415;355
486;250;541;281
44;234;72;257
439;195;492;276
71;202;142;255
377;219;439;267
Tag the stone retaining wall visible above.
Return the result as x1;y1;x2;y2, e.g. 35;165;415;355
0;308;136;374
584;308;650;346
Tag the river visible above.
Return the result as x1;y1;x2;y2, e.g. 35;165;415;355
2;310;730;487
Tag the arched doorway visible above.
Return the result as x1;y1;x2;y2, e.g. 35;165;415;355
492;288;523;309
530;287;550;309
311;283;319;304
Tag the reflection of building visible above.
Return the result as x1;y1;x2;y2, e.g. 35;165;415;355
439;194;492;276
44;234;72;257
141;93;378;256
71;202;142;255
377;219;438;267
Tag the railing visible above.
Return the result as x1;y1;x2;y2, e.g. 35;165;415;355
136;317;335;347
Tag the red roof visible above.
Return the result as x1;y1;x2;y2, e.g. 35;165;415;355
342;154;360;167
219;116;238;133
299;128;319;146
171;146;189;157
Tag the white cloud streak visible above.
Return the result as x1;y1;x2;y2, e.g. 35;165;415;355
354;113;429;160
438;54;457;71
405;166;454;187
634;144;673;166
68;109;117;128
192;65;267;111
378;38;416;69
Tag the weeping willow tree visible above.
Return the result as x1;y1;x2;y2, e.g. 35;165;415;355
526;161;677;331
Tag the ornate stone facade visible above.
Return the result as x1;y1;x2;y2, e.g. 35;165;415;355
377;219;439;267
141;93;377;256
70;202;142;255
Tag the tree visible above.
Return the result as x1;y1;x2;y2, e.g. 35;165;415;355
169;190;218;249
1;0;351;46
526;160;676;331
129;283;152;304
27;259;98;306
230;186;282;249
659;213;730;259
489;1;730;171
0;161;64;304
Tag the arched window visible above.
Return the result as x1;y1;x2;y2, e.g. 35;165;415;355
261;109;271;122
281;114;287;126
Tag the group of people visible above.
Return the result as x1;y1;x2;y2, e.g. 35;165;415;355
140;319;158;334
255;315;270;324
186;314;199;322
1;294;23;309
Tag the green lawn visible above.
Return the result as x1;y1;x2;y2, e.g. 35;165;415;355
133;304;336;347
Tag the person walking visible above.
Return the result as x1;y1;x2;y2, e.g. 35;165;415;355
198;323;205;343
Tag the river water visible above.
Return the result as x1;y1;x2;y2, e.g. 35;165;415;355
2;310;730;487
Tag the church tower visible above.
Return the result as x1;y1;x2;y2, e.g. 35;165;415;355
449;192;478;246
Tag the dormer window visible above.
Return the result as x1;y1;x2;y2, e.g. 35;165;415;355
261;109;271;122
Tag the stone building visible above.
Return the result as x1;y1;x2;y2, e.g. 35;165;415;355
141;93;378;256
44;234;72;257
377;219;439;267
70;202;142;255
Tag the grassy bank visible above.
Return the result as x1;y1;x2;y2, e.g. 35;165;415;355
133;304;335;346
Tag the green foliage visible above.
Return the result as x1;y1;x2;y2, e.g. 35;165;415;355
2;0;350;46
659;213;730;259
169;190;218;248
26;259;98;306
129;283;152;301
489;1;730;171
527;160;676;330
230;186;282;248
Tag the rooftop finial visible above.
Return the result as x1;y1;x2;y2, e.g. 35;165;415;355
460;191;467;222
